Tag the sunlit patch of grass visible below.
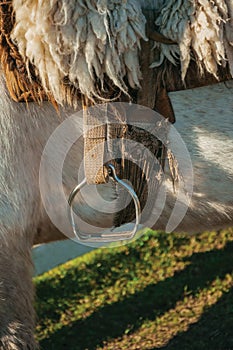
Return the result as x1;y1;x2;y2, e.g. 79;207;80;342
34;228;233;350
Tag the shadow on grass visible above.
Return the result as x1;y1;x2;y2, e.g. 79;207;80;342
160;286;233;350
35;234;189;322
38;240;233;350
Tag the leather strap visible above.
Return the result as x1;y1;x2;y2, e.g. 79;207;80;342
83;104;108;184
83;103;128;185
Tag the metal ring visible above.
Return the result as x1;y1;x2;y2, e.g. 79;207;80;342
67;164;141;243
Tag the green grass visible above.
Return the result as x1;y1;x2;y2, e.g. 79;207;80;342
34;228;233;350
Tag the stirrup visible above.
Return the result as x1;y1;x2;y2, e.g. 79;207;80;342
67;164;141;243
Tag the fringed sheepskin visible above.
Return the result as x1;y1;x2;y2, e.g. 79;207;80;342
0;0;231;106
152;0;233;80
11;0;146;105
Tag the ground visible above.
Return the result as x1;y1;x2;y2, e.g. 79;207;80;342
35;228;233;350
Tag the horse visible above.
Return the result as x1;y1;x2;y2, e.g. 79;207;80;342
0;0;232;348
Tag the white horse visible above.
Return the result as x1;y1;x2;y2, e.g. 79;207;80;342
0;0;232;348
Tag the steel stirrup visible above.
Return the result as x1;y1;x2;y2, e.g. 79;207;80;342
67;164;141;243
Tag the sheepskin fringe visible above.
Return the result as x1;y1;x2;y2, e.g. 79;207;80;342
0;1;50;104
152;0;233;80
139;0;165;9
11;0;146;106
1;0;232;106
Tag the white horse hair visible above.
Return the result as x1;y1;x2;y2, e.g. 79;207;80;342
0;1;232;348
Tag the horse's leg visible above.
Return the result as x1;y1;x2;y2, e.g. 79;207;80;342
0;81;47;349
0;231;37;349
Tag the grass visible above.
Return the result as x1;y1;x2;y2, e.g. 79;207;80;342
34;228;233;350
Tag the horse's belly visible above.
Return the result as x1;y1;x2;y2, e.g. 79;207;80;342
162;81;233;232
